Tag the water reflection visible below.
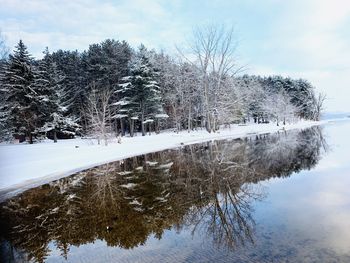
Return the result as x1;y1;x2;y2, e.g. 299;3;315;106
0;126;326;262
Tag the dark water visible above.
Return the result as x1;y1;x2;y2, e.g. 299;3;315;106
1;121;350;262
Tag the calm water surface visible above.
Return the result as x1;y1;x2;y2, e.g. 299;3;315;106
1;121;350;262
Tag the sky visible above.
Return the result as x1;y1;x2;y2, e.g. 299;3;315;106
0;0;349;112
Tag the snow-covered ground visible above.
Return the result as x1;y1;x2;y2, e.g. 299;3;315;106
0;120;332;198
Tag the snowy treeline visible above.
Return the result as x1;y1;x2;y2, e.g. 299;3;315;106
0;27;324;143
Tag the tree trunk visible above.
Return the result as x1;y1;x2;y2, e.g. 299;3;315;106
130;118;134;137
141;121;145;136
103;125;108;146
83;112;88;135
141;104;145;136
205;113;212;133
188;106;191;133
29;131;33;144
120;118;125;136
206;113;211;133
201;116;205;129
53;129;57;143
212;114;217;132
203;76;211;133
172;104;181;133
114;118;119;136
156;119;160;134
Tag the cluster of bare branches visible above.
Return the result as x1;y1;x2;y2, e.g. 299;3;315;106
177;25;243;132
0;30;9;60
85;84;114;145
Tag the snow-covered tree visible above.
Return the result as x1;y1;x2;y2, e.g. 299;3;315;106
176;62;201;132
263;90;296;126
0;36;324;142
153;56;201;132
85;85;114;145
0;40;41;143
264;76;318;120
233;75;269;123
116;45;164;136
83;39;132;134
312;92;326;121
150;52;180;131
35;48;79;142
50;50;86;127
232;75;320;123
179;24;242;132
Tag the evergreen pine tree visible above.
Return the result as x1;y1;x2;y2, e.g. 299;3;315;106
50;50;85;126
34;48;79;142
84;39;132;135
0;40;40;143
116;45;164;136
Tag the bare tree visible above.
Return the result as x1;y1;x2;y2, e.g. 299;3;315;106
85;84;114;145
178;24;242;132
0;30;9;141
152;52;202;133
0;30;9;60
313;92;326;121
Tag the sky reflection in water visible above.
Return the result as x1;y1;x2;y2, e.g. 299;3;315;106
1;121;350;262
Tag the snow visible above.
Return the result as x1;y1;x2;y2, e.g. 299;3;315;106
129;199;142;206
154;197;167;202
113;100;129;106
120;183;137;189
146;161;158;166
143;119;154;123
67;194;76;200
155;113;169;118
118;82;130;88
157;162;173;169
115;114;128;118
118;171;133;176
0;120;330;199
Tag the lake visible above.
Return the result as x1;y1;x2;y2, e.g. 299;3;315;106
1;120;350;262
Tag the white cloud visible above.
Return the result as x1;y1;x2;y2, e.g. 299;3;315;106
0;0;349;111
0;0;185;57
244;0;350;111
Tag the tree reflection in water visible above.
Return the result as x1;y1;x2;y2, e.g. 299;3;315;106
0;126;326;262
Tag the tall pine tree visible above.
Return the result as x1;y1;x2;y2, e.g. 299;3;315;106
50;50;86;127
116;45;164;136
34;48;79;142
0;40;41;143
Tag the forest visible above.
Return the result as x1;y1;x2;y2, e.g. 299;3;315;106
0;26;324;144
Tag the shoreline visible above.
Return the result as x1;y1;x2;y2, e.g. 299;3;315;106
0;119;336;200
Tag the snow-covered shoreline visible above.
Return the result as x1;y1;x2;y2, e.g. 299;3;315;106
0;120;335;199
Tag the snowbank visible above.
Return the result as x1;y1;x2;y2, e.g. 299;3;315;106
0;120;328;199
